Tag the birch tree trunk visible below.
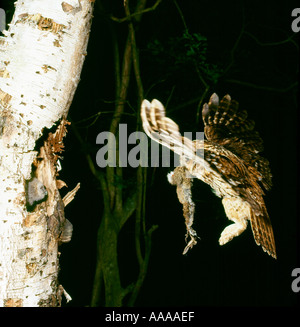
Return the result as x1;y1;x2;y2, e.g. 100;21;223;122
0;0;93;307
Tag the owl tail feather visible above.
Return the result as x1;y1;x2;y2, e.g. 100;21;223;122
250;206;277;259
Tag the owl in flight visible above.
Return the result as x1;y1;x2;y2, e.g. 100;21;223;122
141;94;276;259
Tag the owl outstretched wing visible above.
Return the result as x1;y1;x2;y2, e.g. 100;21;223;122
202;94;272;191
141;99;200;164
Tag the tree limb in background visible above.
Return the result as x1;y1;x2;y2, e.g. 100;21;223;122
88;0;159;307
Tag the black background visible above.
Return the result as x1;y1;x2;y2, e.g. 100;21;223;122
1;0;299;307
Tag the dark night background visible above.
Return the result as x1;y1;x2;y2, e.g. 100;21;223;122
2;0;299;307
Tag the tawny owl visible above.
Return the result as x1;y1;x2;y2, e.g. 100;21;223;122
141;94;276;259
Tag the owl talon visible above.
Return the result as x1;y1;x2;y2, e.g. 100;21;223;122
185;226;198;242
183;236;197;255
183;228;200;254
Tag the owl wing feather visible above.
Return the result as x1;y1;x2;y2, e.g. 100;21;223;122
202;93;272;191
141;99;199;163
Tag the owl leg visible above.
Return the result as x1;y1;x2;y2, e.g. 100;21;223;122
219;197;249;246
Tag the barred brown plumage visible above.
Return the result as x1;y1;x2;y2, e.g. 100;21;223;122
141;93;276;259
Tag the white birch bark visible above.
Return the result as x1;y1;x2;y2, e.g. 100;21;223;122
0;0;93;307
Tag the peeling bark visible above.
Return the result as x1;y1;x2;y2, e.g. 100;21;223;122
0;0;93;307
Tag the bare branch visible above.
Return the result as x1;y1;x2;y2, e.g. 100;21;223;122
173;0;188;31
125;1;144;104
119;190;137;229
111;0;163;23
168;94;205;113
225;79;298;93
223;7;246;75
196;85;210;124
124;0;145;269
245;31;299;49
127;224;158;306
